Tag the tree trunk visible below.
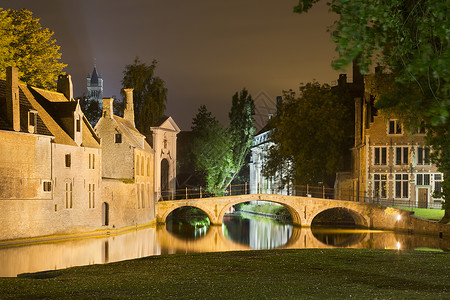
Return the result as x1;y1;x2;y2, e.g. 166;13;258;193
439;209;450;224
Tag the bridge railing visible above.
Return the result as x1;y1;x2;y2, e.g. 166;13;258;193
160;183;443;209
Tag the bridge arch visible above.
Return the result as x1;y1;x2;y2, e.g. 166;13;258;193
310;207;369;228
217;199;302;226
160;205;216;225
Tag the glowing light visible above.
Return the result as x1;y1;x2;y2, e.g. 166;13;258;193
396;242;401;250
396;214;401;221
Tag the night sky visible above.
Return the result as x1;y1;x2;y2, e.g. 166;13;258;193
2;0;346;130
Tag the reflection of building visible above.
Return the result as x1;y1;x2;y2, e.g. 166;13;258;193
336;71;443;208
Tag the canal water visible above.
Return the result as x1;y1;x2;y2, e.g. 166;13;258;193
0;211;448;277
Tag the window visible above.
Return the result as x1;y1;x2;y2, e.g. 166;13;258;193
434;174;443;197
388;120;402;134
395;174;409;198
89;184;95;208
374;174;387;198
76;117;81;132
89;153;95;169
136;156;140;176
417;174;430;186
374;147;387;165
141;183;145;208
65;154;71;168
43;181;52;192
115;133;122;143
28;110;37;133
141;158;144;176
65;182;73;208
147;160;150;177
395;147;409;165
137;184;141;208
417;122;426;134
417;147;430;165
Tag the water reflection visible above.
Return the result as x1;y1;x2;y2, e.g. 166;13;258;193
311;228;368;247
222;212;293;249
1;213;449;277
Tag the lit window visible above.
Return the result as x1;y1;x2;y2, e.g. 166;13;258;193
395;174;409;198
388;120;402;134
374;147;387;165
374;174;387;198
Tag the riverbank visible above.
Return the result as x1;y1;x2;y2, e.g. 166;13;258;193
1;249;448;299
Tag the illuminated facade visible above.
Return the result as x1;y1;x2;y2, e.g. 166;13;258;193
0;67;179;241
337;72;444;208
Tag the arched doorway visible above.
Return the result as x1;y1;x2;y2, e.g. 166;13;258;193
102;202;109;226
161;158;169;200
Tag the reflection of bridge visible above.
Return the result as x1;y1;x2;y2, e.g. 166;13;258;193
156;225;450;253
157;194;406;229
155;194;450;236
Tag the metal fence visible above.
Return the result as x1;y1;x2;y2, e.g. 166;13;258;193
160;183;443;210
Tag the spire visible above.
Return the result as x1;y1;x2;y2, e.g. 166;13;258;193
91;66;99;84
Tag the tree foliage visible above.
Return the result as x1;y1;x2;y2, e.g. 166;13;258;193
121;57;167;133
294;0;450;218
263;82;352;186
190;89;255;193
0;8;66;90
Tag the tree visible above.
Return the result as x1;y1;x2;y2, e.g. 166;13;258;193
0;9;66;90
121;57;167;133
228;89;256;184
79;96;102;127
263;82;352;186
294;0;450;221
190;105;233;193
189;89;255;193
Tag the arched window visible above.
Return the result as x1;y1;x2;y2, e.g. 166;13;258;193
136;156;140;176
141;157;144;176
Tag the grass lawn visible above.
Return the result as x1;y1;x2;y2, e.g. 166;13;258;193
0;249;448;299
395;207;445;221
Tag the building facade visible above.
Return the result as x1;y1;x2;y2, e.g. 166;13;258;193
0;67;102;240
337;73;444;208
0;66;179;241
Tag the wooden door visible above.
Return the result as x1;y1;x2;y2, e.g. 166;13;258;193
418;188;428;208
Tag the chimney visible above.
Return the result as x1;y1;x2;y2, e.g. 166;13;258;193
102;98;114;119
338;74;347;87
57;74;73;101
123;88;135;126
6;67;20;131
352;58;363;85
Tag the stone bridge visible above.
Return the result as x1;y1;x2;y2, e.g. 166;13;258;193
156;194;416;231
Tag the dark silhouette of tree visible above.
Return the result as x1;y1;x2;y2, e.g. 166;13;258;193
121;57;167;133
263;82;352;186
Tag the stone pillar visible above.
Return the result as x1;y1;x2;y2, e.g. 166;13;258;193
57;74;73;101
123;88;135;126
102;98;114;119
6;66;20;132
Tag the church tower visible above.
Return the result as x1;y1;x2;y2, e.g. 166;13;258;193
86;65;103;102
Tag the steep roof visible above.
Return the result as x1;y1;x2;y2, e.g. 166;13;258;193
90;66;100;84
0;79;52;136
113;115;152;152
0;77;100;148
